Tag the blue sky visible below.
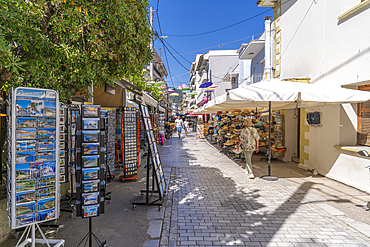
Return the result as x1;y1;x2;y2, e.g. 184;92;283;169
148;0;273;89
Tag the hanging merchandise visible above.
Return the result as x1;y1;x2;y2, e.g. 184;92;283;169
115;109;123;170
158;113;165;145
119;107;139;180
59;103;68;183
196;123;205;138
101;108;116;178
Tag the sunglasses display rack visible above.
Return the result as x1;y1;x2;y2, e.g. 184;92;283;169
131;104;166;209
7;87;64;246
119;107;139;181
101;107;116;178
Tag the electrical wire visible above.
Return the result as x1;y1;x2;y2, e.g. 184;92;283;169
159;39;190;71
162;39;192;65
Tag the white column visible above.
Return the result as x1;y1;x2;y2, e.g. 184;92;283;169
264;16;273;80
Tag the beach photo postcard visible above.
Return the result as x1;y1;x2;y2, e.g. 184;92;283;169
82;205;99;218
38;118;56;129
38;128;56;140
82;180;99;193
83;118;99;130
37;150;55;162
16;140;36;152
38;140;55;151
83;143;99;155
17;117;37;129
82;155;99;168
16;128;37;140
37;176;55;189
41;161;56;176
16;213;35;227
16;163;31;180
82;130;100;142
43;101;56;117
16;151;36;164
83;168;99;180
38;187;55;200
83;106;99;117
16;190;36;204
38;197;55;211
60;150;65;158
37;208;55;222
16;179;36;192
82;192;99;205
16;201;36;216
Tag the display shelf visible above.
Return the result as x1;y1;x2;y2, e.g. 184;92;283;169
101;108;116;178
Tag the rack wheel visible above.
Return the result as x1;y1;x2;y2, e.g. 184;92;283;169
133;205;136;210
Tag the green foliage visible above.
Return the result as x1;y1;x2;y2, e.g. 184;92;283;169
0;0;152;102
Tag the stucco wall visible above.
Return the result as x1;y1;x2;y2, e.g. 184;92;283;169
251;48;265;83
283;109;298;162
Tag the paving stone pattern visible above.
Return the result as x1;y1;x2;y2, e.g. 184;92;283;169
158;133;370;247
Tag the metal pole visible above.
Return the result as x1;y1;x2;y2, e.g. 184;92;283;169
268;101;272;176
89;217;92;247
150;7;154;81
31;224;35;247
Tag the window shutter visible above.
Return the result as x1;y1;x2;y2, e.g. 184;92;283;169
358;85;370;146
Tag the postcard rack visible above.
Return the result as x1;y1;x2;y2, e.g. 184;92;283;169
101;108;116;179
75;105;106;247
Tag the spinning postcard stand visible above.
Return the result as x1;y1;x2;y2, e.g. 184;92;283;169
132;104;166;209
101;107;116;179
75;105;106;247
7;87;64;246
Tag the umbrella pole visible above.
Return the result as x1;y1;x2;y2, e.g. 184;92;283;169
262;101;278;181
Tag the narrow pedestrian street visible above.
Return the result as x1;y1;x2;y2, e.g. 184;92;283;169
158;132;370;247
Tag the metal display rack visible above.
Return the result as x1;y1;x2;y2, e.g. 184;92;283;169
101;108;116;179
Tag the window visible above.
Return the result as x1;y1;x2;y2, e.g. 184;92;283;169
358;85;370;146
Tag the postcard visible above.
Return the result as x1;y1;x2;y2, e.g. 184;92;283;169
71;136;75;148
70;149;75;162
60;108;64;116
71;123;76;135
44;101;56;117
38;128;56;140
60;175;65;183
83;168;99;180
16;163;30;180
82;192;99;205
82;130;100;142
83;118;99;130
60;125;64;133
16;201;36;216
38;187;55;200
37;150;55;162
16;151;36;163
38;176;55;189
60;159;65;167
83;105;99;117
16;179;36;192
38;197;55;211
82;180;99;193
16;140;36;152
83;143;99;155
60;134;65;141
17;117;37;129
38;140;55;150
60;117;64;125
17;128;37;140
38;118;56;129
16;190;36;204
30;162;43;178
16;99;44;117
82;155;99;168
82;205;99;218
16;213;35;226
42;161;56;176
37;208;55;221
60;150;65;158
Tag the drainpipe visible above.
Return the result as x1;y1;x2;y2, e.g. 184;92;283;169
264;16;273;80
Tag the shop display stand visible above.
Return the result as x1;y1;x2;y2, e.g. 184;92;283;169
15;223;65;247
261;101;278;181
76;217;106;247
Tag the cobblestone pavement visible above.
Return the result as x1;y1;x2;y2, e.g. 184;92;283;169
158;132;370;247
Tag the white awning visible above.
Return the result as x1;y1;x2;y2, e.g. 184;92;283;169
142;91;158;108
158;105;165;113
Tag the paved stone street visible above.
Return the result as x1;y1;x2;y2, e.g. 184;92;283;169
159;132;370;247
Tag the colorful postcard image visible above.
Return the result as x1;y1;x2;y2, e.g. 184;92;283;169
16;163;30;180
38;197;55;211
82;205;99;218
71;123;76;135
16;190;36;204
16;213;35;226
60;159;65;167
83;130;100;142
83;106;99;117
38;176;55;189
71;136;76;148
82;192;99;205
16;140;36;152
60;108;64;115
38;118;56;129
16;128;37;140
16;151;36;163
83;155;99;168
16;99;32;117
37;208;55;221
41;161;56;176
83;143;99;155
38;128;56;140
38;140;55;150
101;110;108;118
38;187;55;200
82;180;99;193
16;179;36;192
16;201;36;216
70;150;75;162
60;175;65;183
83;168;99;180
60;134;65;141
37;150;55;162
83;118;99;130
60;142;65;150
43;101;56;117
60;117;64;124
17;117;37;129
60;150;65;158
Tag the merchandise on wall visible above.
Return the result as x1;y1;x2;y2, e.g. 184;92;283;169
101;107;116;178
7;87;60;229
75;105;105;218
60;104;68;183
196;124;205;139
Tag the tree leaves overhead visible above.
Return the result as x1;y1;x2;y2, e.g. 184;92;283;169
0;0;152;102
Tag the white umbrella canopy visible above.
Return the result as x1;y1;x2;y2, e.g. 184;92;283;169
197;79;370;112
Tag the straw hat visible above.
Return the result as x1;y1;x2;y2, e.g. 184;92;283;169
276;143;285;148
220;131;227;135
260;142;266;146
222;126;229;132
221;111;227;116
224;140;234;146
244;118;253;127
230;124;236;128
233;108;241;112
227;112;234;117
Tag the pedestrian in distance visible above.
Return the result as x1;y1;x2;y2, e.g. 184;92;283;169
174;115;184;138
183;119;189;137
193;120;197;132
237;118;259;179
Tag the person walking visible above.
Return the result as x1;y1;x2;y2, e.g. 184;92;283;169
174;115;184;138
192;119;197;132
237;118;259;179
183;119;189;137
